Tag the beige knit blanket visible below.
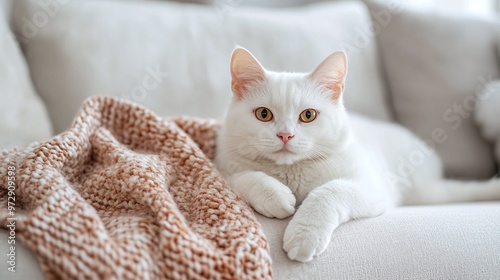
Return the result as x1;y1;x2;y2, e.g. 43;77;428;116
0;96;272;279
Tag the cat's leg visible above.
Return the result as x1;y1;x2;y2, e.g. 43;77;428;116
229;171;296;219
404;177;500;205
283;179;386;262
395;145;500;205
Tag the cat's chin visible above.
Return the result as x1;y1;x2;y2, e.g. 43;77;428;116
274;158;295;165
271;153;299;165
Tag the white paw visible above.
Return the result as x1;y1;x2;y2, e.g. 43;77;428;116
251;184;296;219
283;216;332;262
230;171;296;219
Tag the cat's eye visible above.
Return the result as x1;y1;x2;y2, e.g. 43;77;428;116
255;107;273;122
299;109;317;123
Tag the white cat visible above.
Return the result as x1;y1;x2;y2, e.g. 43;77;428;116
214;47;500;263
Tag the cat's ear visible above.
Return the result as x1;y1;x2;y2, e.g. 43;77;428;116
230;47;265;99
309;51;348;100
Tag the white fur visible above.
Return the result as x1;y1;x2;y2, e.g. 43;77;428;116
215;49;500;263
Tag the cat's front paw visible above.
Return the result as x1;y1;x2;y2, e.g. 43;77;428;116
282;198;335;262
283;218;331;262
251;185;296;219
230;171;296;219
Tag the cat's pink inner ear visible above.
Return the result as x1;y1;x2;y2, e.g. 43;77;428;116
230;48;265;99
310;51;348;100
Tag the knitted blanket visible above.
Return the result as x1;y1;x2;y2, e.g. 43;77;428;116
0;96;272;279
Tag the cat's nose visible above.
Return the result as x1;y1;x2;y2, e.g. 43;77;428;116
277;132;294;144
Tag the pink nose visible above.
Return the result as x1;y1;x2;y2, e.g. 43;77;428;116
277;132;294;143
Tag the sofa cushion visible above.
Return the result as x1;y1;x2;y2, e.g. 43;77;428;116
0;6;52;149
364;0;500;179
12;0;392;134
0;0;11;19
474;80;500;165
259;203;500;279
498;35;500;63
4;203;499;280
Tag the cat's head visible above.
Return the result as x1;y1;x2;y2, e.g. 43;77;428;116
223;47;350;165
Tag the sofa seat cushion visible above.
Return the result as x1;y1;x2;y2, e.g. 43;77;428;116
258;203;500;279
2;203;500;279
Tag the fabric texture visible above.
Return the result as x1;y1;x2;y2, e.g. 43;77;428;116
0;6;52;149
0;96;272;280
364;0;500;179
12;0;392;134
259;203;500;280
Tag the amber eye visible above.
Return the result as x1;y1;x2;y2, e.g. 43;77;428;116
299;109;317;123
255;107;273;122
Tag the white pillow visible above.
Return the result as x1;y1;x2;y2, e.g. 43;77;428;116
1;0;11;19
364;0;500;179
0;8;52;149
12;0;392;134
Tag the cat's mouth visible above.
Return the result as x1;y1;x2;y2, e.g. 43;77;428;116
274;146;295;154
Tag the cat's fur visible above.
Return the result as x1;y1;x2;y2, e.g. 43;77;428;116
214;47;500;262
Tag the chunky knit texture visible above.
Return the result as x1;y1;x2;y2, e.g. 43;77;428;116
0;96;272;279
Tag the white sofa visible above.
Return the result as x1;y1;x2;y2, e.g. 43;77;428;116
1;0;499;279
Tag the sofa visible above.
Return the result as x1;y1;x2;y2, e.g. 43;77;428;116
1;0;499;279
